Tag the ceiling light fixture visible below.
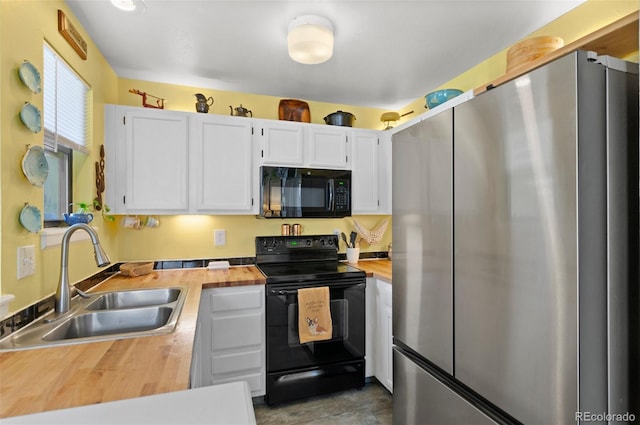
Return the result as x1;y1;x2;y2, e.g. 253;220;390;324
110;0;146;13
287;15;334;65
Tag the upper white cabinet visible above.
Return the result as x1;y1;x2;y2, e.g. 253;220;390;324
257;119;305;166
105;105;190;215
307;125;349;168
105;105;390;215
190;114;256;214
351;129;391;214
255;120;350;169
105;105;257;215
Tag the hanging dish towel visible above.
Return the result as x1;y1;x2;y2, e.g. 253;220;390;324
298;286;333;344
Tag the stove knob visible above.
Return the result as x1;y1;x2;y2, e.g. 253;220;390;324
271;240;278;247
320;239;325;246
327;238;334;245
305;239;312;246
262;240;268;247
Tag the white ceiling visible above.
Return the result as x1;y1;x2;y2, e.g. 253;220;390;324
66;0;584;110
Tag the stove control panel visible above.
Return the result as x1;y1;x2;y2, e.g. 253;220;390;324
256;235;338;256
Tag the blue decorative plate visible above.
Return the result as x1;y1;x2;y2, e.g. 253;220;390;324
19;204;42;233
20;102;42;133
21;145;49;187
18;61;42;94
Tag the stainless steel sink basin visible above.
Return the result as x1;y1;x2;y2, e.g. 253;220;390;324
0;286;187;351
43;307;174;341
85;288;181;310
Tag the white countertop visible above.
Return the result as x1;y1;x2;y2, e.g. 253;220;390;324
3;381;256;425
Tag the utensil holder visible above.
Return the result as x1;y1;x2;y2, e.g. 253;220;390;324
346;248;360;264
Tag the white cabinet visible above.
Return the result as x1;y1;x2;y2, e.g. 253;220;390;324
377;132;392;214
256;119;350;169
190;115;256;214
351;130;391;214
365;277;377;378
307;125;349;168
256;119;305;166
191;285;266;397
105;105;190;214
375;279;393;392
105;105;258;215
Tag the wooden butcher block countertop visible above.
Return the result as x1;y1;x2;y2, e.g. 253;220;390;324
352;259;392;283
0;266;265;419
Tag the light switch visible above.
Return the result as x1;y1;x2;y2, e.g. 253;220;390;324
17;245;36;279
214;229;226;247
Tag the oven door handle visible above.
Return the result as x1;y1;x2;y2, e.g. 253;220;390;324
270;282;364;296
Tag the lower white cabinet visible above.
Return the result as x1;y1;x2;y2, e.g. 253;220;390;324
365;278;377;378
190;285;265;397
375;279;393;392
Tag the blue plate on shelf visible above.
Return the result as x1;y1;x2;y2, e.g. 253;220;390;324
19;204;42;233
18;61;42;94
21;145;49;187
20;102;42;133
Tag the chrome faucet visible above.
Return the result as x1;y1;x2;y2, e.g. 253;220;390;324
55;223;111;315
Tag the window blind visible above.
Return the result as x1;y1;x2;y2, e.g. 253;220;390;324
43;43;90;154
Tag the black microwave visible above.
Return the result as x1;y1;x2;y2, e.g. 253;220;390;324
260;166;351;218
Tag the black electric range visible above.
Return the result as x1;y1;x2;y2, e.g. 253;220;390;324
255;235;365;284
256;234;366;405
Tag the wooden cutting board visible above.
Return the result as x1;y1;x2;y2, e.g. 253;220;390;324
279;99;310;122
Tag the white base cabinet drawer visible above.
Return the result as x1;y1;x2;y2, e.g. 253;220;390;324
191;285;266;397
211;314;262;351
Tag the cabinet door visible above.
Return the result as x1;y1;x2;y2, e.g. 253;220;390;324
124;107;190;213
308;125;349;168
191;115;255;213
193;286;266;397
376;279;393;392
377;132;392;214
258;119;305;166
352;130;380;213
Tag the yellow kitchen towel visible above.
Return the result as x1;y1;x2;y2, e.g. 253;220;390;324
298;286;333;344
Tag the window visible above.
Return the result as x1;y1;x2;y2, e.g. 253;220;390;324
43;43;90;225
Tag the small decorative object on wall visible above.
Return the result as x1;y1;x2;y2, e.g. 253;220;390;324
18;61;42;94
95;145;106;211
19;203;42;233
21;145;49;187
129;89;165;109
353;218;389;245
279;99;310;122
58;10;87;60
19;102;42;133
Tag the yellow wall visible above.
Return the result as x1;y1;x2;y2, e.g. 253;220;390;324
1;0;637;315
0;0;119;314
116;78;388;130
402;0;639;120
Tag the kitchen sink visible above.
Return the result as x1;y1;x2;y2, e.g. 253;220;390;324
85;288;181;310
43;307;174;341
0;286;187;351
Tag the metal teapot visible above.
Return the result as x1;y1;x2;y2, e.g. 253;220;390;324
230;104;252;117
194;93;214;113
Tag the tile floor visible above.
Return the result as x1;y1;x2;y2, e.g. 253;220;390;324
253;381;392;425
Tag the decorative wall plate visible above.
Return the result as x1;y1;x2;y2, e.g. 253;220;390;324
21;145;49;187
18;61;42;94
19;102;42;133
19;204;42;233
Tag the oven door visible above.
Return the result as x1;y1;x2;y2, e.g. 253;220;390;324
266;279;365;372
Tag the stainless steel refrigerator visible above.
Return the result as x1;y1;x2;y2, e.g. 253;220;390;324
392;50;639;424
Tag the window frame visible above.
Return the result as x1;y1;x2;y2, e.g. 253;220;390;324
42;42;90;227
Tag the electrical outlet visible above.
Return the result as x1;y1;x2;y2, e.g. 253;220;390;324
214;229;226;247
17;245;36;279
